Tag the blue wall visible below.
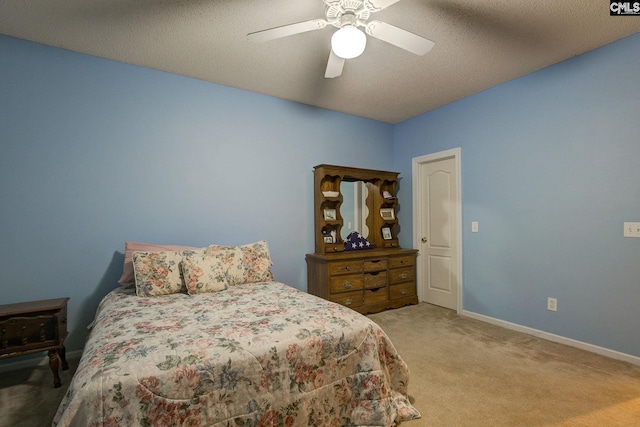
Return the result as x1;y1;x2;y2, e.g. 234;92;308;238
0;35;393;353
393;33;640;357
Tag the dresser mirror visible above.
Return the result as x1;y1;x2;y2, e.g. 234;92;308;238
339;181;369;239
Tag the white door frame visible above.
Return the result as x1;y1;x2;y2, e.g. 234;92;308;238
412;147;463;313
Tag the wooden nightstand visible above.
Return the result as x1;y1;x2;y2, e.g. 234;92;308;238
0;298;70;388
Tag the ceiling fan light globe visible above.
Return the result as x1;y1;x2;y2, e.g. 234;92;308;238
331;25;366;59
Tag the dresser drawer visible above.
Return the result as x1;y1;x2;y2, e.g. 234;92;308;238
363;271;387;289
388;255;415;269
363;287;388;305
328;260;363;275
389;267;415;284
329;274;363;293
390;282;417;300
363;259;387;272
330;291;364;308
324;243;344;253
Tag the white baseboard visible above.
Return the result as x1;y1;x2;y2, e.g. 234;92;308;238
0;349;83;374
461;310;640;366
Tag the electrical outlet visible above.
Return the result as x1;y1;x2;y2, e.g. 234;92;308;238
471;221;479;232
547;297;557;312
623;222;640;238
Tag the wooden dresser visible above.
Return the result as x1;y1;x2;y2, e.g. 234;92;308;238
307;248;418;314
0;298;70;387
306;164;419;314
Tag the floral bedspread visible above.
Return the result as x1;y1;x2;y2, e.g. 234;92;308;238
53;282;420;426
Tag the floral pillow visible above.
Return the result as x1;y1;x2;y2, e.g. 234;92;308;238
204;240;274;285
181;252;229;295
132;250;196;296
119;241;199;285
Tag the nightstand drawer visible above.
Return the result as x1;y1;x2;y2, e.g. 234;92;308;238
0;315;57;355
329;274;364;293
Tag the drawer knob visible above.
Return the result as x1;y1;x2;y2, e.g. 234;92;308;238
345;266;351;271
401;289;407;295
343;281;352;289
344;298;353;306
400;273;408;280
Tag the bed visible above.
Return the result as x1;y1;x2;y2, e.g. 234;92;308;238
53;242;420;426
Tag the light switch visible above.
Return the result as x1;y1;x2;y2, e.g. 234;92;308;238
471;221;479;233
623;222;640;238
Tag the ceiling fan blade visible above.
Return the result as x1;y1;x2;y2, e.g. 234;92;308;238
247;19;327;43
365;0;404;12
365;20;435;55
325;50;345;78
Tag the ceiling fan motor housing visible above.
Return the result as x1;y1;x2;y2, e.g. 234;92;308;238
325;0;371;28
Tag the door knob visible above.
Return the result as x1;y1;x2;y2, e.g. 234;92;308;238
421;237;428;243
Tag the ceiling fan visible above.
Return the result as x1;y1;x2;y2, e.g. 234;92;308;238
247;0;435;79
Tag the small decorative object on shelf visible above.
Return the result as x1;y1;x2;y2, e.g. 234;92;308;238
382;227;392;240
380;208;395;220
344;231;374;251
322;191;340;198
307;164;418;314
323;209;337;220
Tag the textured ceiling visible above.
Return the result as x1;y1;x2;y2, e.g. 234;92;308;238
1;0;638;123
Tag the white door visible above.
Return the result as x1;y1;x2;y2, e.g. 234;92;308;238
413;151;461;310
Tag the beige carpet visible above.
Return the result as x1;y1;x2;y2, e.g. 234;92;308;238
368;303;640;426
1;302;639;426
0;355;78;427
